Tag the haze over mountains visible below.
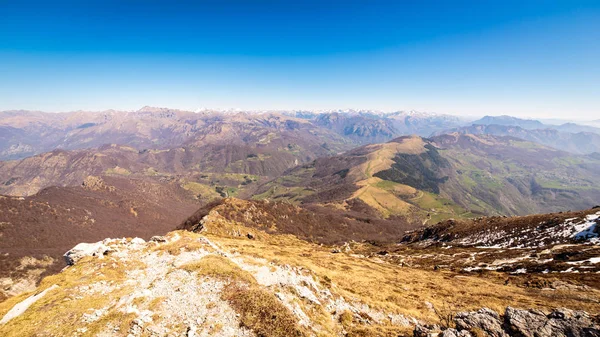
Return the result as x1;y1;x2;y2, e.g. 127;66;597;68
1;107;600;336
2;107;600;221
3;108;600;161
438;115;600;154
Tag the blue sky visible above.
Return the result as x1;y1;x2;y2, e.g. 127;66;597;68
1;1;599;119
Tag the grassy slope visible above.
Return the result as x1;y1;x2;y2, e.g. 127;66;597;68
254;134;600;221
252;136;472;222
3;227;599;337
437;136;600;215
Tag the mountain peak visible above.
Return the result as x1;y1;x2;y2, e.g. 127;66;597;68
136;106;170;113
473;115;545;129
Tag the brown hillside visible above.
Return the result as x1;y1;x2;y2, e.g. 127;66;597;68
0;175;201;301
179;198;421;244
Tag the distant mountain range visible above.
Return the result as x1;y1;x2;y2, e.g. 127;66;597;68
471;115;600;134
3;109;600;162
0;108;466;161
437;124;600;154
2;109;600;217
472;115;545;130
0;108;351;161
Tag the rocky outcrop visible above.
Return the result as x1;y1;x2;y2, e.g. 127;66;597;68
1;231;419;336
414;307;600;337
454;308;508;337
63;241;111;265
413;324;473;337
505;307;600;337
441;329;473;337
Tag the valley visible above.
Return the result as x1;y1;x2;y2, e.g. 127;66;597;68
1;108;599;336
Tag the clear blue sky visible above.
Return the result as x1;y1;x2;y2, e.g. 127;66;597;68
1;0;599;119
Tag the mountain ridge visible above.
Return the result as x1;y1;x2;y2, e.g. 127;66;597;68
1;201;599;336
254;133;600;220
438;124;600;154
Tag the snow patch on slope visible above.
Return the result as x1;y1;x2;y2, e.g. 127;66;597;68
458;211;600;249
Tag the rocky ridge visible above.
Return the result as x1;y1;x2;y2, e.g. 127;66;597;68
2;202;600;336
415;307;600;337
0;231;417;336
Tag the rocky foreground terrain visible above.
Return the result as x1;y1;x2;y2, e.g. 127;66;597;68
0;199;599;336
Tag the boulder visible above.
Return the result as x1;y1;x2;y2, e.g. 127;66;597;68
448;306;600;337
130;237;146;245
505;307;600;337
64;242;110;265
413;324;439;337
454;308;508;337
150;236;168;243
441;329;472;337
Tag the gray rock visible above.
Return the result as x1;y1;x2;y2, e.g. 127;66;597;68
450;306;600;337
505;307;600;337
414;324;441;337
150;236;168;243
441;329;472;337
454;308;508;337
64;242;110;265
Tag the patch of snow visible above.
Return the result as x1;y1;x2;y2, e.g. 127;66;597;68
561;267;579;273
566;257;600;265
456;211;600;249
572;214;599;240
463;266;482;272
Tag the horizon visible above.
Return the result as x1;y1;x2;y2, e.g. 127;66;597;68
1;1;599;119
2;106;596;123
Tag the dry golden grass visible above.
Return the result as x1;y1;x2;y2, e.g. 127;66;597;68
152;231;214;255
349;136;426;181
344;137;428;218
181;254;257;285
210;232;600;326
159;231;308;337
345;325;414;337
338;309;412;336
84;311;137;336
132;296;165;313
0;254;144;336
222;283;305;337
351;183;414;217
338;310;354;325
3;220;599;336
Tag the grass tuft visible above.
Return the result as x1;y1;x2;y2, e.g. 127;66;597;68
222;283;305;337
181;255;256;285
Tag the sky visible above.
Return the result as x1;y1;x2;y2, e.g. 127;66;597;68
1;0;599;119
